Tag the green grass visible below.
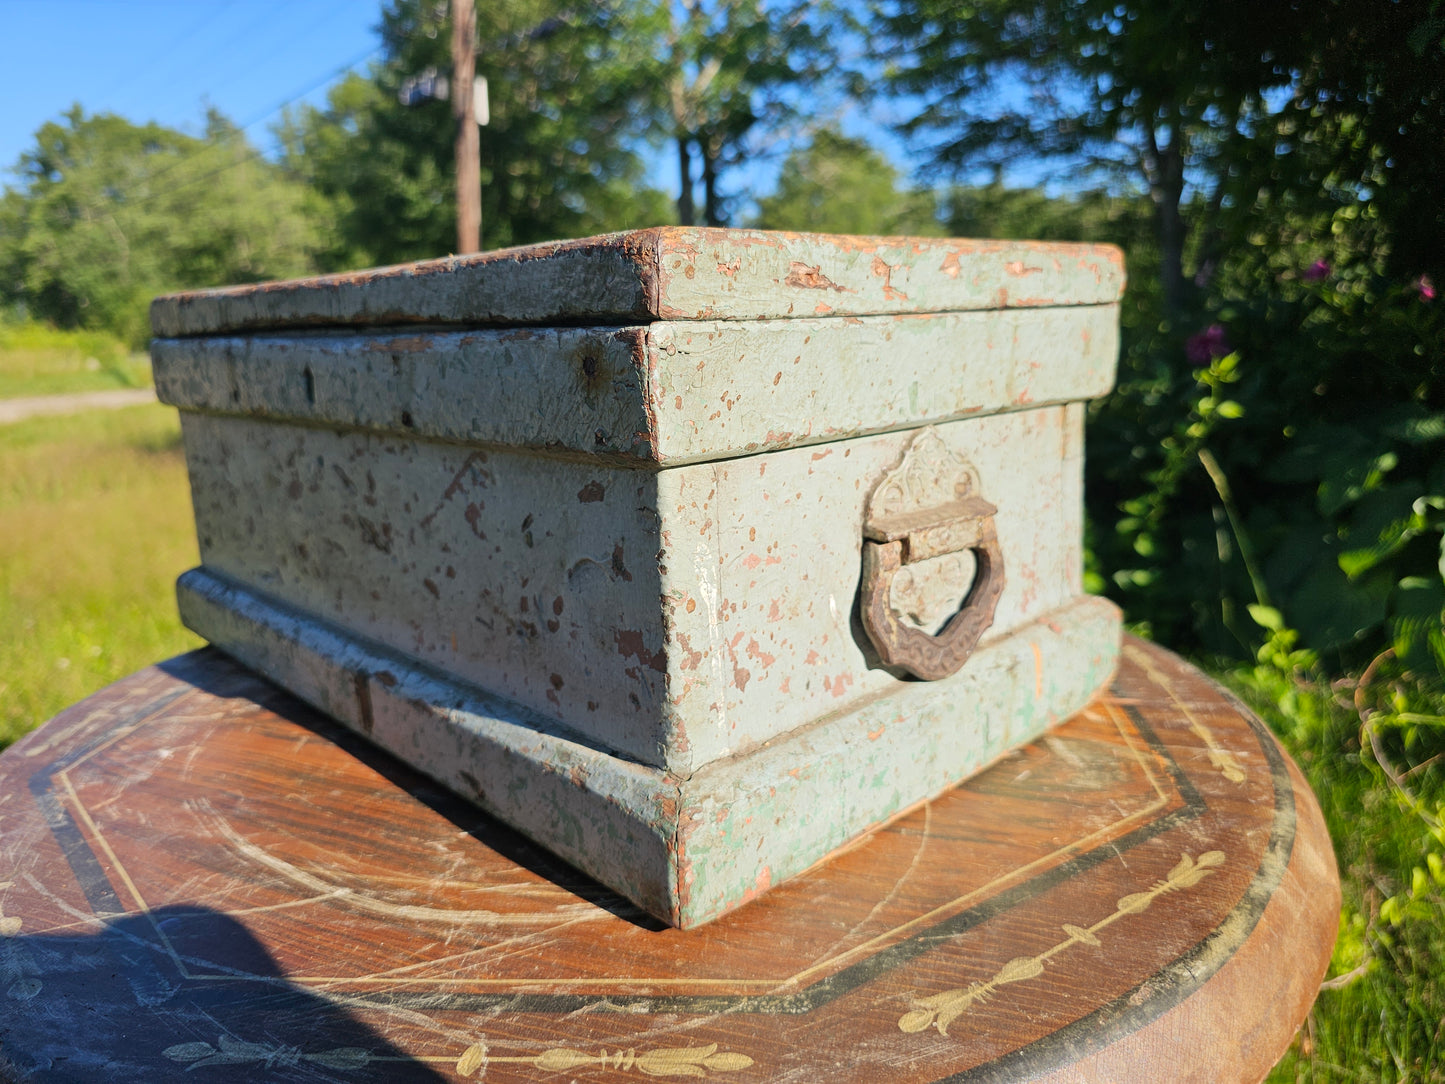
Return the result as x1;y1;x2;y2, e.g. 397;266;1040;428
0;403;202;748
1236;658;1445;1083
0;321;151;398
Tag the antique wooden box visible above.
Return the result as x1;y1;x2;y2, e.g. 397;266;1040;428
151;227;1125;928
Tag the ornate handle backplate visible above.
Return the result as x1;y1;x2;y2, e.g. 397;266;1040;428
859;429;1005;681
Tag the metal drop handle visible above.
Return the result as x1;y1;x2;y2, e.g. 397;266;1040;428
860;496;1006;681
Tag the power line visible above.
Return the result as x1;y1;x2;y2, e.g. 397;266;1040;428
229;40;384;137
187;0;340;106
90;0;242;106
67;2;587;214
22;4;597;220
85;41;383;213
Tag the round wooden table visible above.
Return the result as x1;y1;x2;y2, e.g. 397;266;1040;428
0;638;1336;1082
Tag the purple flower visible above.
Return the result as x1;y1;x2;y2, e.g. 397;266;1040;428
1185;324;1231;365
1417;274;1437;301
1302;259;1331;282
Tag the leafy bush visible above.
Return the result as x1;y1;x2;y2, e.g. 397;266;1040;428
0;109;327;347
1087;221;1444;673
1232;651;1445;1081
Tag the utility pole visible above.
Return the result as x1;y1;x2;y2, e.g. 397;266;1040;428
452;0;480;253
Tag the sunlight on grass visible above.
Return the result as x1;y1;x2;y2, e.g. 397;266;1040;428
1234;664;1445;1083
0;321;152;398
0;403;201;748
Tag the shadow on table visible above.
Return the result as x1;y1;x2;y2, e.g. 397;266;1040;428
157;649;667;931
1;906;450;1082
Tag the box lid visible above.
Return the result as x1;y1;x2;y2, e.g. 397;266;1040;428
152;228;1124;465
150;227;1124;336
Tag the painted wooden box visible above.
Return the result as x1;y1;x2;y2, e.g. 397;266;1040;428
150;227;1125;928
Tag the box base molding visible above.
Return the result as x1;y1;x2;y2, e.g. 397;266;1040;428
177;567;1121;927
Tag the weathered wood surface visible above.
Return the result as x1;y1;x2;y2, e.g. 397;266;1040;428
148;226;1124;926
150;228;1126;338
151;306;1118;466
0;638;1337;1082
170;400;1120;925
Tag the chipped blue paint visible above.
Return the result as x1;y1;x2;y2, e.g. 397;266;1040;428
154;228;1124;927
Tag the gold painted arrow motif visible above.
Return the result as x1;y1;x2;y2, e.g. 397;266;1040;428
163;1036;754;1078
899;851;1226;1036
456;1040;754;1078
163;1036;371;1071
1124;644;1247;782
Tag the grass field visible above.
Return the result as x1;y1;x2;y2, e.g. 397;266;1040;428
0;321;151;398
0;402;201;747
1239;663;1445;1082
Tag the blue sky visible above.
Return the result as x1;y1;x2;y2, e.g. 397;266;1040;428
0;1;383;174
0;1;945;213
4;0;1053;228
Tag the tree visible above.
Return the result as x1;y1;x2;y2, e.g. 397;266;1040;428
752;127;941;235
0;108;325;345
874;0;1445;663
1256;2;1445;283
647;1;838;227
874;0;1291;320
278;0;672;267
873;0;1445;321
940;181;1151;245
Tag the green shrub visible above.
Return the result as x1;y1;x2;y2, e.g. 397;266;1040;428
1088;233;1444;671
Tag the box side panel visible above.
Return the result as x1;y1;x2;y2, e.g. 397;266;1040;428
1061;400;1086;597
178;412;672;767
674;595;1122;926
658;407;1088;769
153;327;655;461
646;305;1117;463
652;229;1125;320
175;568;681;922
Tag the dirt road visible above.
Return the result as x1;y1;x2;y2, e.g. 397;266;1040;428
0;388;157;425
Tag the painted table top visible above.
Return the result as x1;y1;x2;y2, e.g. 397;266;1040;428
0;637;1335;1082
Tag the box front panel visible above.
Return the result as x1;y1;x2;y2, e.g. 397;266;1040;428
646;305;1117;464
658;406;1086;770
180;413;671;766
